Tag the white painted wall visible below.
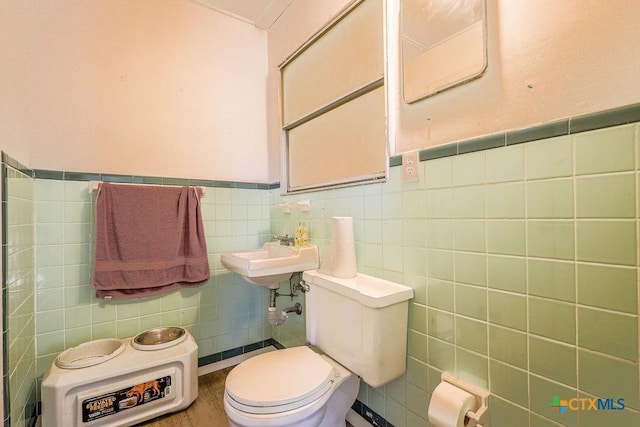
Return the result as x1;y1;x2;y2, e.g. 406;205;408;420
392;0;640;153
265;0;640;182
0;0;33;164
4;0;640;180
0;0;269;182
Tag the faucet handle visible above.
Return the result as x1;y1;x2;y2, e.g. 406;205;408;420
273;234;294;246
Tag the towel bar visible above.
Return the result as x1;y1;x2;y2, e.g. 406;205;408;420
89;181;206;197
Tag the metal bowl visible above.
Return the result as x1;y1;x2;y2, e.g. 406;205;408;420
132;327;187;351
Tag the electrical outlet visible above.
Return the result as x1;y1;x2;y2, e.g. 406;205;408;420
402;150;419;182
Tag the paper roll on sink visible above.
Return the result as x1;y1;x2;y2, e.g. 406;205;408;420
319;217;357;279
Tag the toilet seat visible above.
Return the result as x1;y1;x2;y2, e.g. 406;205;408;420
225;346;336;415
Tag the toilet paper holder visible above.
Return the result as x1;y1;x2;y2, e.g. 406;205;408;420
441;372;489;427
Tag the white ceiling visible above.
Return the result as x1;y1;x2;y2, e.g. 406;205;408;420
190;0;293;29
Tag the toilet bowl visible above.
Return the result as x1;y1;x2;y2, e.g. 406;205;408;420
223;346;359;427
222;269;414;427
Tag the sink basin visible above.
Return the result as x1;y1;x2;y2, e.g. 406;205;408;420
220;242;319;288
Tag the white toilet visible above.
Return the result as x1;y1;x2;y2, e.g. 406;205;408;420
223;269;414;427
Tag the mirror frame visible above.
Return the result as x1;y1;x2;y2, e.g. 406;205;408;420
400;0;488;103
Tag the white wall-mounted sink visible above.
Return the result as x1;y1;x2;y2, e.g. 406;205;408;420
220;242;319;289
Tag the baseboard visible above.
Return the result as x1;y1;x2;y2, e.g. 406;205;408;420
197;345;277;376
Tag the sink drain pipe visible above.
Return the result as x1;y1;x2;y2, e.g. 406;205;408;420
268;289;302;326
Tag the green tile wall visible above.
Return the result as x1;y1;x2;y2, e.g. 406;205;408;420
3;118;640;426
32;181;274;400
4;166;36;427
271;123;640;426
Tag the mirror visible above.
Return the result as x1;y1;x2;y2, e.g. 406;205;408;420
280;0;388;194
401;0;487;103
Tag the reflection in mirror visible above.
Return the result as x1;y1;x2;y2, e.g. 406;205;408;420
401;0;487;103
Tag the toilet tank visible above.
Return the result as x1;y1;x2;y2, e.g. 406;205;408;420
302;270;414;388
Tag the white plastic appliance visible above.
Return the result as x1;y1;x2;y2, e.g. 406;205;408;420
41;328;198;427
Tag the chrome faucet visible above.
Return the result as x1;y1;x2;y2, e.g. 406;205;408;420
273;234;295;246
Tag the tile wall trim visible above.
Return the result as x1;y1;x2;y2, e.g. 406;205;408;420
197;338;284;367
393;101;640;166
0;153;31;177
351;399;392;427
27;406;36;427
389;155;402;167
30;168;279;190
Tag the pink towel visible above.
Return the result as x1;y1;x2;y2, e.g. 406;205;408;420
93;183;210;300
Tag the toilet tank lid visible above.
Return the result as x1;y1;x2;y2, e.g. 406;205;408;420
302;270;414;308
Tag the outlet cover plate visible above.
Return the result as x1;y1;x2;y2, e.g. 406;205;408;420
402;151;420;182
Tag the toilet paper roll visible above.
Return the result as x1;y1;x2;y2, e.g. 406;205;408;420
319;217;357;279
428;382;477;427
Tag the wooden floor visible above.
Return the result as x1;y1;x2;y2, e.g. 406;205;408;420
137;366;233;427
